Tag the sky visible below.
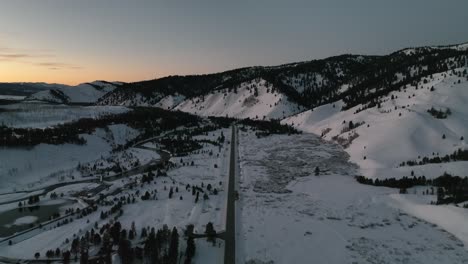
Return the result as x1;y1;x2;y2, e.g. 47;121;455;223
0;0;467;85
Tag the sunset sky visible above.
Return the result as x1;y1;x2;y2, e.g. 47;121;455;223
1;0;467;85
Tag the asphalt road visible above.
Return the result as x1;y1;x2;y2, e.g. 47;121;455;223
224;125;237;264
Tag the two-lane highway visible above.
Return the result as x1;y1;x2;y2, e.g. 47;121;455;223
224;125;237;264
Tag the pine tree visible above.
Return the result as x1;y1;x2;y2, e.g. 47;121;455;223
185;237;196;263
71;238;79;258
205;222;216;243
118;239;133;264
437;187;445;204
168;227;179;264
141;227;148;238
79;236;89;264
131;221;136;236
62;251;71;264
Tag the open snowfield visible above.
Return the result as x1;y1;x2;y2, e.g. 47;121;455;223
237;131;468;264
0;132;112;193
0;102;129;128
283;68;468;180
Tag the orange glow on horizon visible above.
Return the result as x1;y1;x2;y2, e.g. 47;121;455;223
0;61;163;85
0;58;220;85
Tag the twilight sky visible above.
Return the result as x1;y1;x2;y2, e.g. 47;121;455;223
0;0;467;85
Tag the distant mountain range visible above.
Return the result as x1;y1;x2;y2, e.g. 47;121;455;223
4;42;467;113
0;81;124;104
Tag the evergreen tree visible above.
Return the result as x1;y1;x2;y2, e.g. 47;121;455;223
185;237;196;264
118;239;133;264
71;238;80;258
168;227;179;264
62;251;71;264
141;227;148;238
169;187;174;199
205;222;216;243
80;236;89;264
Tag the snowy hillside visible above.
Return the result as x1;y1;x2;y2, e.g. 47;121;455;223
0;83;54;97
154;93;186;109
98;88;166;106
175;78;305;120
26;81;122;104
399;42;468;56
283;67;468;179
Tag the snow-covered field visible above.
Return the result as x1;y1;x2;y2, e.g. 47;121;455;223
237;131;468;264
0;102;129;128
0;122;139;193
0;132;112;193
283;68;468;180
0;127;230;263
0;95;25;101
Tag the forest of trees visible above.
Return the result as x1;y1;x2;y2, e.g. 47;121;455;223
400;148;468;167
38;219;197;264
356;173;468;205
0;107;202;147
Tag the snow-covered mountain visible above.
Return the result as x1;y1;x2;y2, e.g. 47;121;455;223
0;83;58;96
283;67;468;180
97;42;468;117
175;78;305;120
25;81;123;104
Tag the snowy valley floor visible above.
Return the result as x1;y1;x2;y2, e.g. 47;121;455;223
237;131;468;264
0;121;467;264
0;127;231;263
